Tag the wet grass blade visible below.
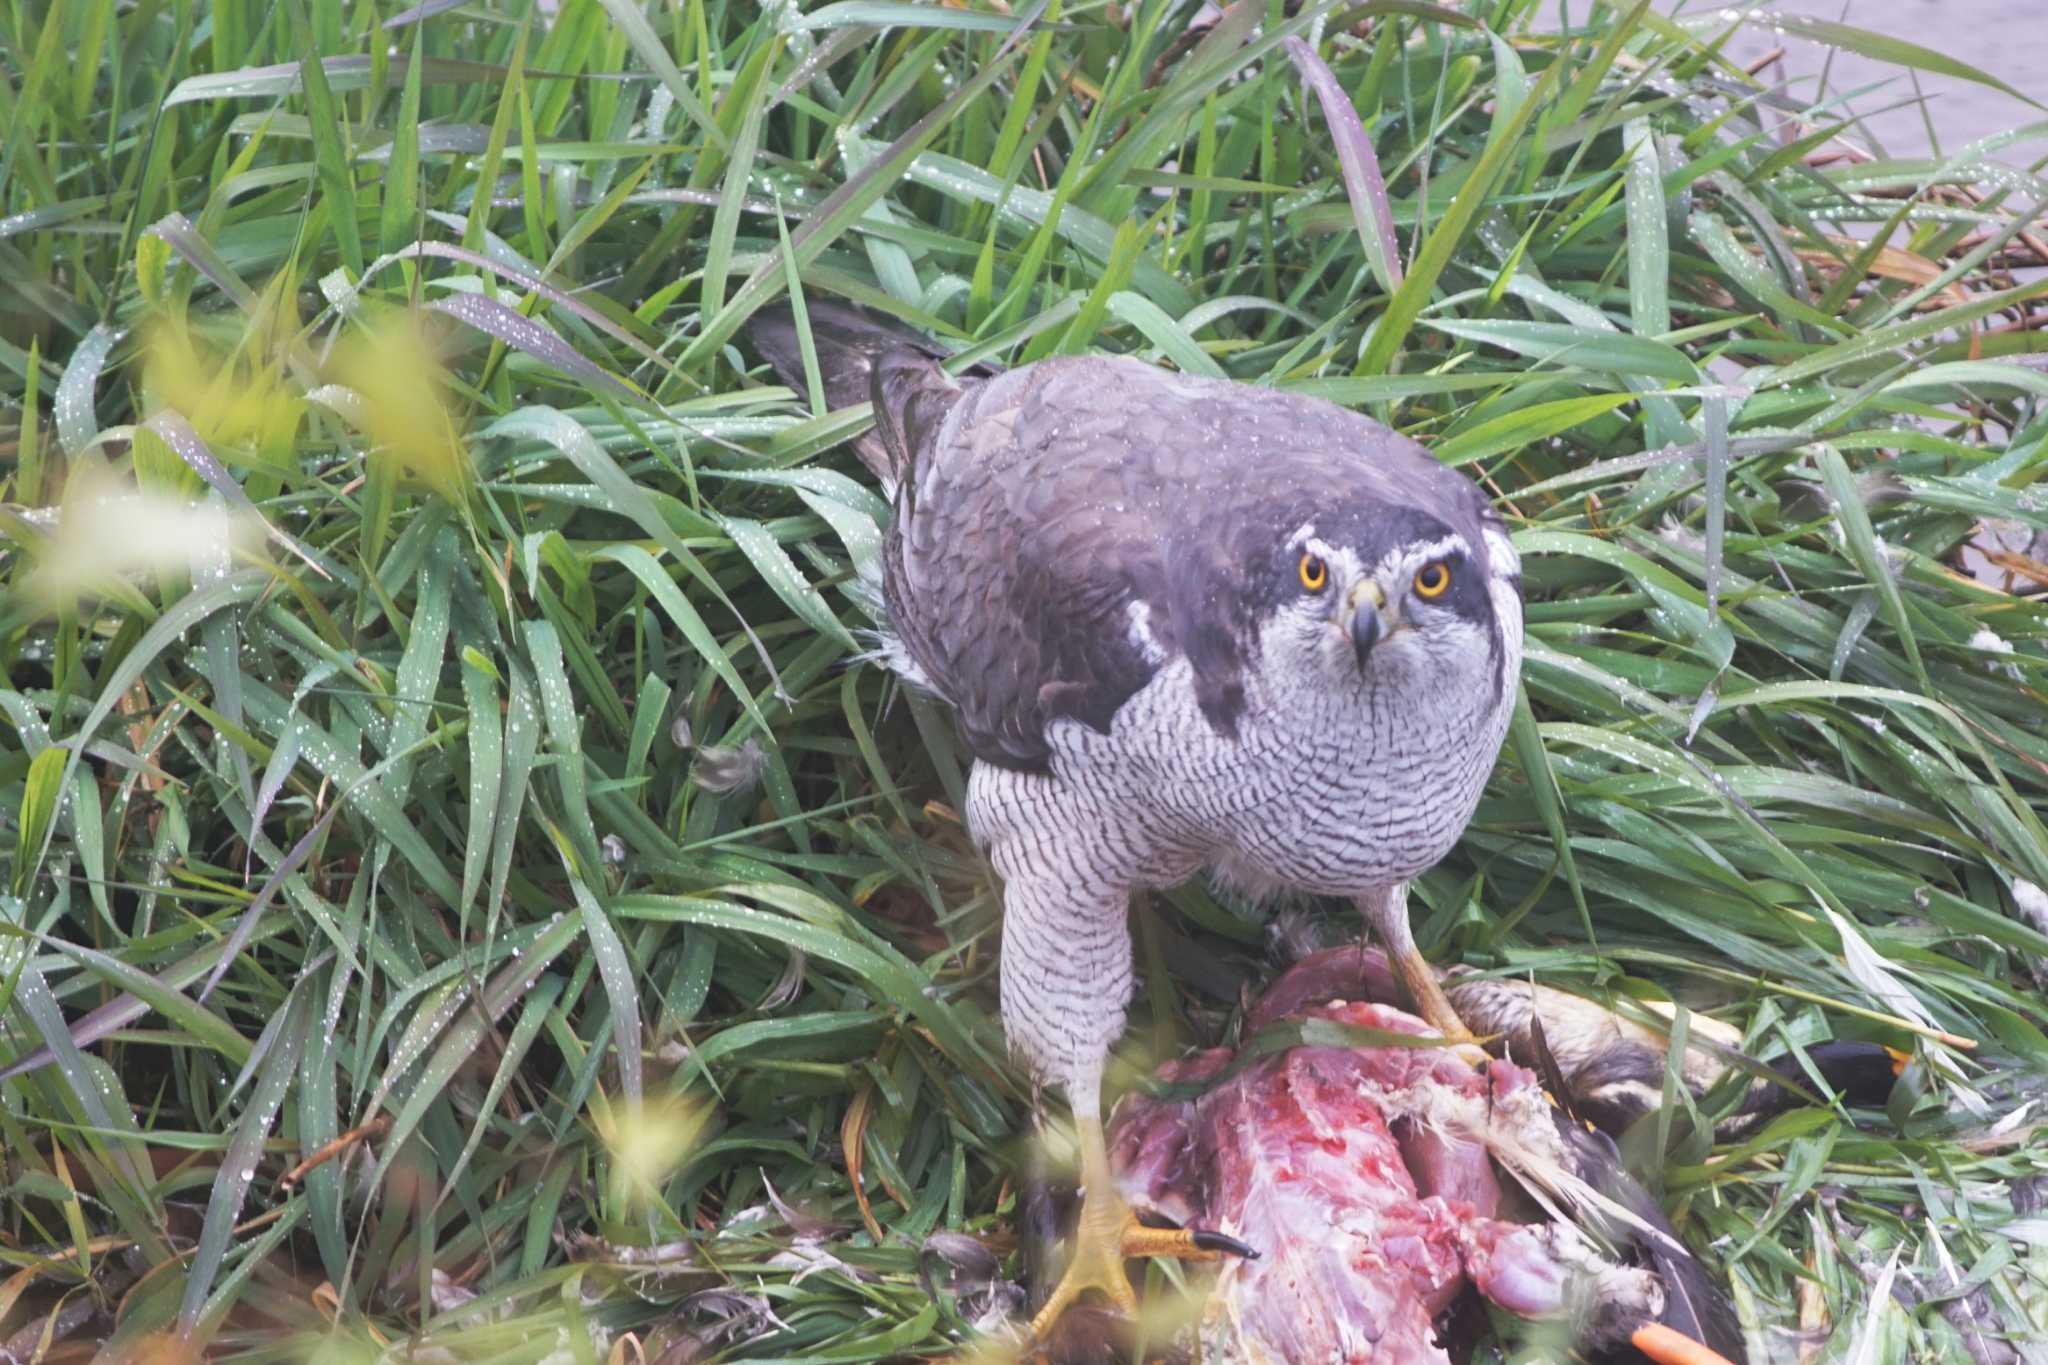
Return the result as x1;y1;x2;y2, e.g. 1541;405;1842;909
286;0;363;278
1286;35;1402;294
1357;59;1561;376
178;986;312;1331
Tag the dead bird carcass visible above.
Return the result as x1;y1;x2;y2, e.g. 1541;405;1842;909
1088;951;1765;1365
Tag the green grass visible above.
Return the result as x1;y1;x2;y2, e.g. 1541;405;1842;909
3;0;2047;1360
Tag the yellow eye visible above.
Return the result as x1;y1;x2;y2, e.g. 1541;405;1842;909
1299;554;1328;592
1414;561;1452;599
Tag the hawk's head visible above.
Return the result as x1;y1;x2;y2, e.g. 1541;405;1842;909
1231;495;1521;719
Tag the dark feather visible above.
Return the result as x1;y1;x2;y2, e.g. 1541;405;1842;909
1758;1040;1898;1113
747;301;982;485
1523;1002;1588;1130
1166;535;1252;738
871;347;970;488
1556;1119;1749;1364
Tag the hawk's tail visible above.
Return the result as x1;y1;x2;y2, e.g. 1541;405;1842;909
747;301;981;489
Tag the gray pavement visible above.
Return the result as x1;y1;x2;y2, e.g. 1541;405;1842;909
1658;0;2046;162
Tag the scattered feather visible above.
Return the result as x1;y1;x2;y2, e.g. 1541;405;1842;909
692;737;769;795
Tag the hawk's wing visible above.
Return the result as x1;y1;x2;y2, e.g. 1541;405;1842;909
751;307;1179;771
886;376;1171;770
883;353;1314;772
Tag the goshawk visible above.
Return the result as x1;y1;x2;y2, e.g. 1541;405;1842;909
753;303;1524;1334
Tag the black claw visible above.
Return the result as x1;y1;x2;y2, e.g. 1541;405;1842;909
1192;1229;1259;1259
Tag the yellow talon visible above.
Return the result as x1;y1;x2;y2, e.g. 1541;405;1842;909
1028;1184;1249;1339
1380;939;1490;1066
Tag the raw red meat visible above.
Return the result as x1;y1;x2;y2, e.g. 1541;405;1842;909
1105;971;1673;1363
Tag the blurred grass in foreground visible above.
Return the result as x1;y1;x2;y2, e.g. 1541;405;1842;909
2;0;2047;1359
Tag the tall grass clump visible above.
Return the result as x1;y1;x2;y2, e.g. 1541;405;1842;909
2;0;2046;1359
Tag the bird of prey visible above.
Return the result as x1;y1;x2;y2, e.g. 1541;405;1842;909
751;303;1524;1337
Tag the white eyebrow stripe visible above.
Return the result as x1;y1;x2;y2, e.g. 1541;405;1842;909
1286;522;1319;550
1405;534;1470;563
1369;534;1470;581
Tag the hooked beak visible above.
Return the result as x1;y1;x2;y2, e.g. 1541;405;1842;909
1345;578;1391;669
